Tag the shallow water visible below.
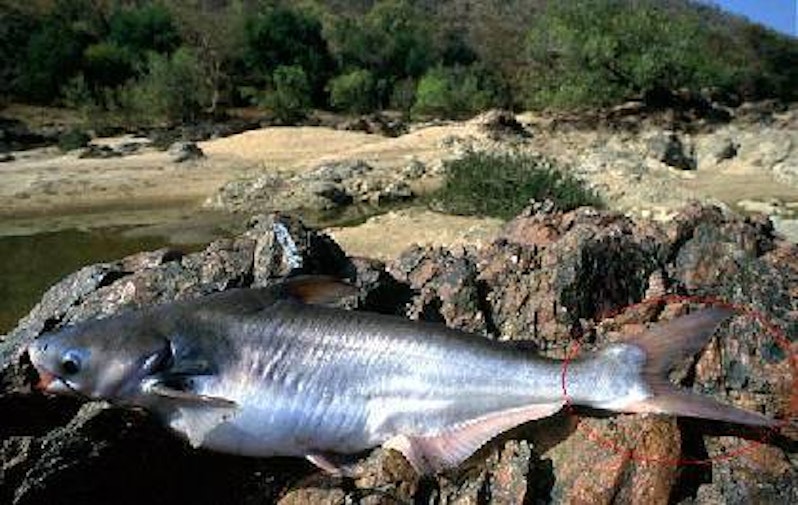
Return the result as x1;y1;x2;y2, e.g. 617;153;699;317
0;228;189;335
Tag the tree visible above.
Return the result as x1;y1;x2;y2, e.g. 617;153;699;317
127;46;211;124
108;3;181;58
326;0;435;79
167;0;247;114
524;0;734;108
17;19;88;102
243;4;332;104
328;68;376;113
0;4;38;98
83;42;133;91
262;65;312;124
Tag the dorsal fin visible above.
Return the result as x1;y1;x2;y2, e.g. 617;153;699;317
177;276;359;318
280;275;359;306
383;401;564;474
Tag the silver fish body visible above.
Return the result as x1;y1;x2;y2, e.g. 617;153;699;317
171;302;643;456
26;277;778;474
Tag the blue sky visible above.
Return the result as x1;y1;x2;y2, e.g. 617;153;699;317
709;0;796;36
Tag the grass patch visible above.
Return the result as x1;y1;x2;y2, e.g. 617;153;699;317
430;152;602;220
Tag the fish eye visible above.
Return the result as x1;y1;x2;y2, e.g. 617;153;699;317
60;350;83;376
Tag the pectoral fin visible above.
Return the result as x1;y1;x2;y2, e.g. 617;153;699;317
144;380;240;448
383;402;563;474
147;382;237;408
171;404;239;448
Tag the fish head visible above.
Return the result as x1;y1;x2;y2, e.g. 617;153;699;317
27;311;172;403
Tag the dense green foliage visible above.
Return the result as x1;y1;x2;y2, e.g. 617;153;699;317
526;0;746;107
243;6;332;102
328;69;377;113
432;152;603;219
2;0;797;123
262;65;313;123
127;47;211;123
412;65;506;118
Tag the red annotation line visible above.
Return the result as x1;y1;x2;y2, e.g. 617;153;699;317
559;294;797;466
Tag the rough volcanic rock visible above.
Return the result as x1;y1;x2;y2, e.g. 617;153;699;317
1;204;796;504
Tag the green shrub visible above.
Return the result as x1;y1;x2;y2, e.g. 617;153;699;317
412;65;499;119
431;152;602;219
57;129;91;152
328;69;377;113
126;47;210;124
262;65;312;123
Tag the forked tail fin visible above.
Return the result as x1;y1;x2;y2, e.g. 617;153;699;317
621;308;779;427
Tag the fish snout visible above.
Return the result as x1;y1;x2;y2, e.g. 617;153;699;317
27;337;62;392
27;338;49;370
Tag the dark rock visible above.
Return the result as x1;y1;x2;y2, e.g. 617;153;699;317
471;109;532;140
0;152;14;162
336;113;407;137
113;138;152;155
0;118;51;151
168;141;204;163
647;131;697;170
1;205;796;504
699;136;738;164
77;144;122;159
149;120;260;148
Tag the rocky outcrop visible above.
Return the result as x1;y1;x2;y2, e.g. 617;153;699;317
207;159;417;214
1;204;796;504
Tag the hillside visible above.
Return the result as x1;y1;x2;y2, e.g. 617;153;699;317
2;0;797;129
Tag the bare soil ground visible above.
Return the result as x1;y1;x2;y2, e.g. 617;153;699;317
0;122;479;241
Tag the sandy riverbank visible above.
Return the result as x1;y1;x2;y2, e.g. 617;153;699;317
1;114;797;249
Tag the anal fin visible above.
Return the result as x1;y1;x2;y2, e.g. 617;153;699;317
383;402;563;474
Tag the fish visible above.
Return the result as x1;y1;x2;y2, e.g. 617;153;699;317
26;276;780;475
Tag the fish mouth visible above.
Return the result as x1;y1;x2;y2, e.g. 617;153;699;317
32;368;80;396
